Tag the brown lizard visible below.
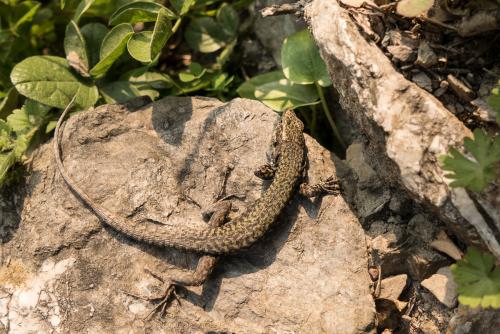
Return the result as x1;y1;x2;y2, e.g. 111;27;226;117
53;99;338;314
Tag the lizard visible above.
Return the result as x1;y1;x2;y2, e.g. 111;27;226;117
53;99;339;314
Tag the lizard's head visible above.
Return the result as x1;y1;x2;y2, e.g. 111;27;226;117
281;109;304;142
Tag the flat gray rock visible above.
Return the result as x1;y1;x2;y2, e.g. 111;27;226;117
0;97;375;333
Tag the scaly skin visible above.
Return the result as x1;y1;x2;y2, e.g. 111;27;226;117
54;104;305;254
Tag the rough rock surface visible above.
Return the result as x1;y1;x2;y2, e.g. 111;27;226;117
447;306;500;334
421;267;457;308
379;274;408;300
306;0;500;257
0;97;375;333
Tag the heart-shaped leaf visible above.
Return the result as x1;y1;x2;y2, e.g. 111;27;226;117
281;30;331;86
127;31;153;63
80;23;108;69
64;20;90;77
184;17;227;53
109;1;175;25
238;71;319;111
89;23;134;78
73;0;95;23
99;81;142;104
169;0;195;16
11;56;98;109
150;8;173;61
217;4;239;39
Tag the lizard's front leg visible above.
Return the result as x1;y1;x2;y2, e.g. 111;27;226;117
143;201;231;318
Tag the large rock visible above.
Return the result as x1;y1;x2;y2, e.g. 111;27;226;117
0;97;375;333
306;0;500;257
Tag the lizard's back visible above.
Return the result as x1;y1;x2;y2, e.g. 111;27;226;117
54;107;305;255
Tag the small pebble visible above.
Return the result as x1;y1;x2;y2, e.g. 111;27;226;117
447;74;476;101
412;72;433;92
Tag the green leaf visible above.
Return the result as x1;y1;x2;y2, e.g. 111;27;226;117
396;0;434;18
150;8;173;61
238;71;319;111
210;72;233;91
451;248;500;308
122;68;174;89
442;129;500;192
0;88;19;120
179;62;206;82
61;0;66;10
11;56;98;109
127;31;153;63
0;151;16;187
217;4;239;39
0;120;13;151
64;20;90;77
0;120;12;136
0;99;50;173
12;1;41;32
281;30;331;86
184;17;227;53
6;99;49;134
172;73;214;95
487;84;500;124
73;0;95;23
237;71;285;99
80;23;108;69
109;1;175;25
216;38;236;67
89;23;134;78
99;81;141;104
135;87;159;100
122;7;175;64
169;0;194;16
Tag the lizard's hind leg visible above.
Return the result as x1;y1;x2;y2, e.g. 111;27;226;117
299;175;340;198
142;201;232;318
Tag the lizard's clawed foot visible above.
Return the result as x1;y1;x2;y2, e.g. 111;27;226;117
143;279;182;319
124;271;184;319
299;175;340;198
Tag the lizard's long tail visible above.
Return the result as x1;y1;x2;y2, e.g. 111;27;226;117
54;101;304;254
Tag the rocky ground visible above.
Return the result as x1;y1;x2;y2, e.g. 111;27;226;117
0;0;499;333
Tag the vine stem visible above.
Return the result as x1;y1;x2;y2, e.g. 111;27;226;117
315;83;345;149
172;18;183;34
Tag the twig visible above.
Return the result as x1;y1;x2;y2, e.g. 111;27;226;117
418;17;457;32
261;3;302;17
483;67;500;78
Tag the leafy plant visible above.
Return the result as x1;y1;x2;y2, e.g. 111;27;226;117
0;0;251;187
238;29;344;148
0;1;57;94
451;247;500;308
0;99;50;185
441;82;500;192
441;129;500;192
9;1;177;108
